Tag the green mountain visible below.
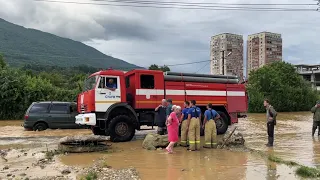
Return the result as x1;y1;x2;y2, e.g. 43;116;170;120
0;18;140;70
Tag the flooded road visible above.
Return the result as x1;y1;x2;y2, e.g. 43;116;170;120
0;112;318;180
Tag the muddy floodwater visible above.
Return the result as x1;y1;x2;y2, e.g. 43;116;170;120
0;112;319;180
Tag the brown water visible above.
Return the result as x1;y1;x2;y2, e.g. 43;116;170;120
0;112;318;180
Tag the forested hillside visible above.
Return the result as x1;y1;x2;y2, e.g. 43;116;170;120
0;18;140;70
0;54;98;119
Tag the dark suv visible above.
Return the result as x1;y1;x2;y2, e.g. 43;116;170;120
23;101;83;131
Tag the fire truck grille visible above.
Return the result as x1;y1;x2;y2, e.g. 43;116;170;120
80;104;87;113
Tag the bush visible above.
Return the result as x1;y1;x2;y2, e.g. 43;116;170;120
0;65;79;120
247;61;318;113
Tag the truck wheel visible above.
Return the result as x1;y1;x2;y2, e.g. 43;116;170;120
33;122;48;131
91;126;106;135
216;111;229;134
108;115;135;142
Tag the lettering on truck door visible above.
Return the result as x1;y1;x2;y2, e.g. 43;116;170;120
95;76;121;112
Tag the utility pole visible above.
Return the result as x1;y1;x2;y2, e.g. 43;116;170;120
221;50;225;75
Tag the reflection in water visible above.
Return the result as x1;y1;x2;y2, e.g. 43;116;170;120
266;148;277;180
313;137;320;168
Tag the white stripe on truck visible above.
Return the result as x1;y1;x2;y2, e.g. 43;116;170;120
135;89;245;97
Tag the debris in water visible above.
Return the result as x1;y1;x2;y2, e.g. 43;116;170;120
58;135;108;153
142;133;169;150
61;169;71;175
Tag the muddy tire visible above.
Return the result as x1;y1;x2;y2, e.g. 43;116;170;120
33;122;48;131
216;111;229;134
91;126;106;135
108;115;135;142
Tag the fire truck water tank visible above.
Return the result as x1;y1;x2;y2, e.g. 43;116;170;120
164;75;239;84
164;72;238;80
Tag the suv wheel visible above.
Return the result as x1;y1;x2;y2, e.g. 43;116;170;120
33;122;48;131
108;115;135;142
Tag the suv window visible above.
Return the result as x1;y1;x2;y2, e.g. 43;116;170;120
50;104;69;114
29;103;50;113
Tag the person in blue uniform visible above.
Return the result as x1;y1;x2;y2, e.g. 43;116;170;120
180;101;190;147
203;103;220;148
187;100;201;151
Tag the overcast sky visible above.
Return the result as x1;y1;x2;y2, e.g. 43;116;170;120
0;0;319;74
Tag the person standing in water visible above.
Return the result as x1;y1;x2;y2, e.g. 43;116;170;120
180;101;190;147
187;100;201;151
311;100;320;136
203;103;220;149
166;105;181;153
155;99;167;135
264;99;277;147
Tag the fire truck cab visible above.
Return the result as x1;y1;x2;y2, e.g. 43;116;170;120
75;69;248;142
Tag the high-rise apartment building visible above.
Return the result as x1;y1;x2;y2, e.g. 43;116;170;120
247;32;282;77
210;33;244;78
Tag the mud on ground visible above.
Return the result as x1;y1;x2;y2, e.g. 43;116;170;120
0;144;140;180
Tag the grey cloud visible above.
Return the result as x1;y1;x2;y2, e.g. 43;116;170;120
95;15;155;41
0;0;320;73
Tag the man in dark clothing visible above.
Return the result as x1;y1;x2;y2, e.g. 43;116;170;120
155;99;167;135
311;100;320;136
264;99;277;147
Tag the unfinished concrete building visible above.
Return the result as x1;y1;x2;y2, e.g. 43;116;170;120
247;32;282;77
210;33;244;78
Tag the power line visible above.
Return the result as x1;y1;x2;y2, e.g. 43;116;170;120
91;0;317;6
32;0;318;11
194;61;210;73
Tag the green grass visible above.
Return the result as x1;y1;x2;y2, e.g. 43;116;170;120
267;154;299;166
296;166;320;178
44;149;63;161
246;147;320;178
82;171;98;180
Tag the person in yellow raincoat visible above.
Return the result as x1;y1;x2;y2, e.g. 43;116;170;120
187;100;201;151
202;103;220;148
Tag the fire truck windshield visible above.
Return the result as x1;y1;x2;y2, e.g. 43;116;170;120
83;75;97;91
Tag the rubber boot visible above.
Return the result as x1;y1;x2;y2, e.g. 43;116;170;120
266;137;274;147
312;126;316;136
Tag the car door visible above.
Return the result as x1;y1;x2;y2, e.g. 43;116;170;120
28;103;51;127
48;103;72;129
69;103;80;128
95;76;121;112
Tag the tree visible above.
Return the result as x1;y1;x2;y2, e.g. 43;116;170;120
247;61;318;113
148;64;170;72
160;65;170;72
0;54;7;69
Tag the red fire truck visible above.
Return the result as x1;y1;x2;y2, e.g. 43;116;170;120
75;69;248;142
